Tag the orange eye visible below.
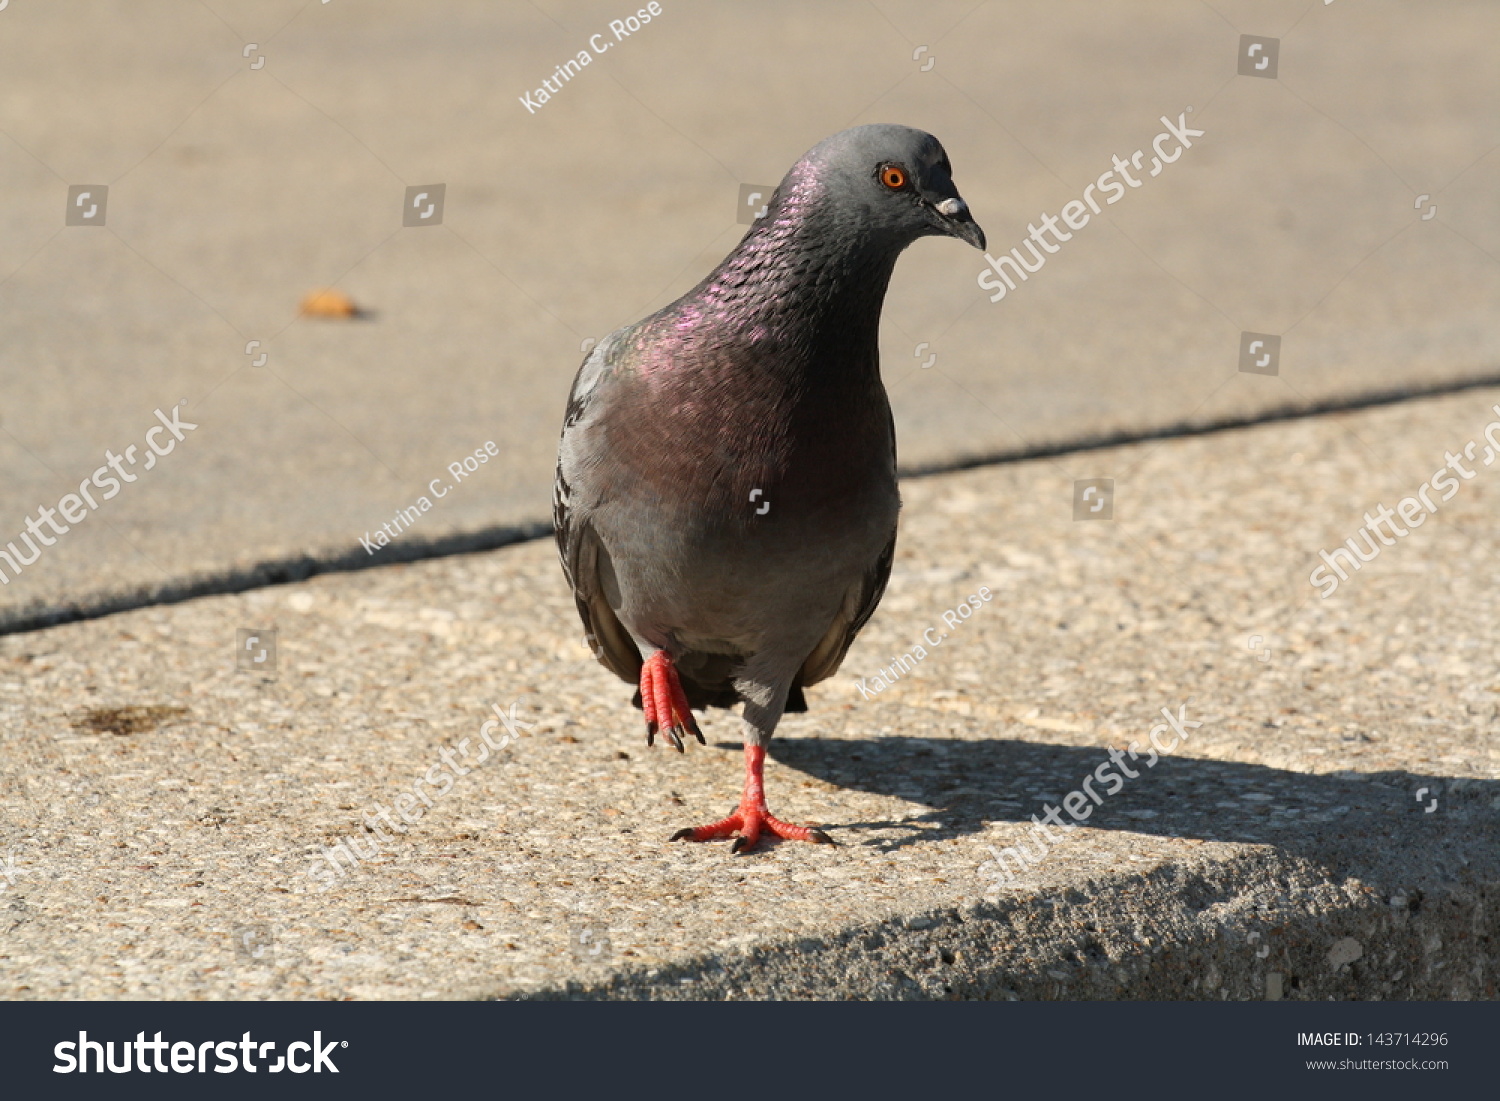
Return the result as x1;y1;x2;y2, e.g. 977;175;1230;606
880;165;907;190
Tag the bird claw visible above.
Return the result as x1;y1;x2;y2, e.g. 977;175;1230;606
646;722;688;752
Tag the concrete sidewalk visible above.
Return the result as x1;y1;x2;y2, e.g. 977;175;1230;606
2;386;1495;999
4;0;1500;636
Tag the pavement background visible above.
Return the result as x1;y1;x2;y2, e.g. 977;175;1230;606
2;388;1496;999
3;0;1500;629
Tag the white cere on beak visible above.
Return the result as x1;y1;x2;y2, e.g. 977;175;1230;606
935;197;967;217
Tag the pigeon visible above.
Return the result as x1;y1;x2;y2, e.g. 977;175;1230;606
554;124;984;853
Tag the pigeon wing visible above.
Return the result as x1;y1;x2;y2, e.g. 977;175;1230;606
795;527;896;691
554;330;643;686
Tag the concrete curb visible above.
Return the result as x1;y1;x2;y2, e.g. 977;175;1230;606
528;847;1497;1001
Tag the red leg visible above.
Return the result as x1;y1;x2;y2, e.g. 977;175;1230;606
671;744;835;854
640;650;703;752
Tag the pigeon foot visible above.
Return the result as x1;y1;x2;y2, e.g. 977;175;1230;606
641;650;704;753
669;744;835;854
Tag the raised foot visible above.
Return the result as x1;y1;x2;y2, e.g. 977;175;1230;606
640;650;704;753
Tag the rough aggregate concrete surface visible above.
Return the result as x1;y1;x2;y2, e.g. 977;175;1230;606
2;387;1496;1000
5;0;1500;629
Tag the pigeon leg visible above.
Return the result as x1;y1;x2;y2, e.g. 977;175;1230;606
640;650;704;752
670;744;835;853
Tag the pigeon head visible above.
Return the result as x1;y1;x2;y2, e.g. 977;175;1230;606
664;125;984;357
790;124;986;252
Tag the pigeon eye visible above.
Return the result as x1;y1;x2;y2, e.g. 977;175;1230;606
879;165;908;190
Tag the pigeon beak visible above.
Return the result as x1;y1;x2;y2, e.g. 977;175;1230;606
932;196;986;250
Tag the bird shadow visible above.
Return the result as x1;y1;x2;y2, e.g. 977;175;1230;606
766;735;1499;883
